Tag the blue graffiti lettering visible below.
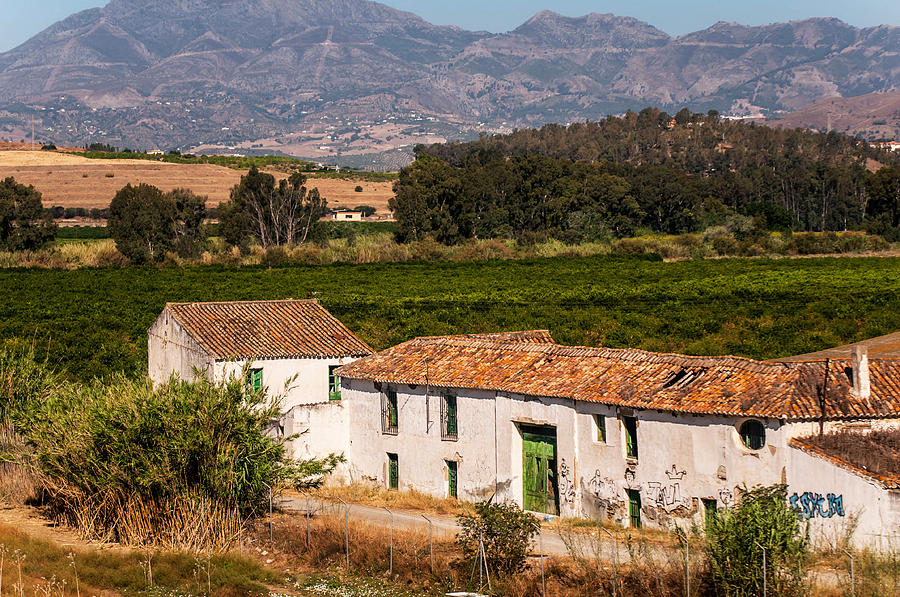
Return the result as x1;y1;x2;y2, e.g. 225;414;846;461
789;491;846;519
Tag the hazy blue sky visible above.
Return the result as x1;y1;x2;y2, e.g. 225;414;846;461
2;0;898;53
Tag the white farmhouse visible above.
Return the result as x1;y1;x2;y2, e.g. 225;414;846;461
334;331;900;548
148;299;372;412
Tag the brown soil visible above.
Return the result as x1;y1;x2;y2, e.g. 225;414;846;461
0;150;394;213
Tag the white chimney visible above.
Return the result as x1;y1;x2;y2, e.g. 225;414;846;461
850;345;871;401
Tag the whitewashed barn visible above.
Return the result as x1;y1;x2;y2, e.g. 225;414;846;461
148;299;372;462
333;331;900;548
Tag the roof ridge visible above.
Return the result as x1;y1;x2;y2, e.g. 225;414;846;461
167;298;317;307
415;335;786;370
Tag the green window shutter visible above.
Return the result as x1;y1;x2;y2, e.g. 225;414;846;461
382;389;398;433
447;461;458;498
388;453;399;489
596;415;606;443
247;368;263;392
329;365;341;401
628;489;642;528
442;395;458;439
624;416;638;459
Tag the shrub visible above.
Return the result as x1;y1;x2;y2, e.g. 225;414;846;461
456;500;540;575
706;484;808;597
354;185;363;192
2;353;341;549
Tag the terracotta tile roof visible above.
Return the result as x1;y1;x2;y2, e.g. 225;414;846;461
165;300;372;360
337;335;900;420
790;436;900;490
777;330;900;361
432;330;555;344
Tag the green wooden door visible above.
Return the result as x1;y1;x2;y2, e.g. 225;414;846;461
522;428;558;515
388;453;399;489
628;489;642;528
447;461;458;498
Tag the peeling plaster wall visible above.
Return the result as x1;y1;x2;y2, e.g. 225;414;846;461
285;400;351;484
147;311;212;385
788;446;900;550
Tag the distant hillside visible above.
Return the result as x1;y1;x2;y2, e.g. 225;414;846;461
0;0;897;163
776;91;900;140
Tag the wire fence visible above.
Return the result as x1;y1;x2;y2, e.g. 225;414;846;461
249;496;899;597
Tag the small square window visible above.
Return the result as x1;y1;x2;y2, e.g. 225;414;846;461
594;414;606;443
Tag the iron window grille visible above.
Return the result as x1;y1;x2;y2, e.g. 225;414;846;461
382;389;398;435
441;395;458;440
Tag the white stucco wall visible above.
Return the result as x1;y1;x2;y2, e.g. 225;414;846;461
285;400;352;484
214;356;355;412
147;312;213;384
341;379;792;530
788;446;900;549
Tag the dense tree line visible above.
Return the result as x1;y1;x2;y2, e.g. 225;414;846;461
392;109;900;243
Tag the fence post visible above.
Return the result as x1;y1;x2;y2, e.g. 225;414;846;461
600;526;616;597
262;482;273;543
337;497;350;567
382;507;394;576
298;490;310;549
421;514;434;572
539;530;545;597
842;549;855;597
754;541;766;597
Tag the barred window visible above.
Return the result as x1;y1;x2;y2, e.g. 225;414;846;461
441;395;458;440
381;389;398;435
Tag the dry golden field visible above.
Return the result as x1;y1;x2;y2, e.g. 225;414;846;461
0;149;395;212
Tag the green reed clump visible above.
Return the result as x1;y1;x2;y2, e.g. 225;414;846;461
706;485;808;597
0;350;340;549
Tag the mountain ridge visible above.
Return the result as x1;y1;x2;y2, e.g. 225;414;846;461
0;0;896;164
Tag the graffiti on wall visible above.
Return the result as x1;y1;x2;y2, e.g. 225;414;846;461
718;488;735;508
645;465;691;511
790;492;845;519
559;459;576;505
588;470;623;505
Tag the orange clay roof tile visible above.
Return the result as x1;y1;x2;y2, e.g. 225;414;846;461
337;335;900;421
166;299;372;360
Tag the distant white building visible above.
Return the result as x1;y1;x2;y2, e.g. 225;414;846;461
329;210;364;221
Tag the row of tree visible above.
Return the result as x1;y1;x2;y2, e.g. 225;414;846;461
106;167;328;262
391;109;900;243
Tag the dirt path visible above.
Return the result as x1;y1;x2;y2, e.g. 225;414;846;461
277;495;636;562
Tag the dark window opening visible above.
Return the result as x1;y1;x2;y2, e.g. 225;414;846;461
382;389;398;434
703;498;718;529
739;419;766;450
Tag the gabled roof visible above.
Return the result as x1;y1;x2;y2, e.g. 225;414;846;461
164;300;372;360
790;435;900;490
777;330;900;362
337;335;900;421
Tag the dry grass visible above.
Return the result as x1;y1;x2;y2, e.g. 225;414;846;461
0;150;394;211
308;484;473;517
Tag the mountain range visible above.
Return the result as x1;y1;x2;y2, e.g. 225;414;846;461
0;0;897;166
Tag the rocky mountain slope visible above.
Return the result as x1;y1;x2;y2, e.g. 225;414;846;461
0;0;896;163
776;90;900;140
